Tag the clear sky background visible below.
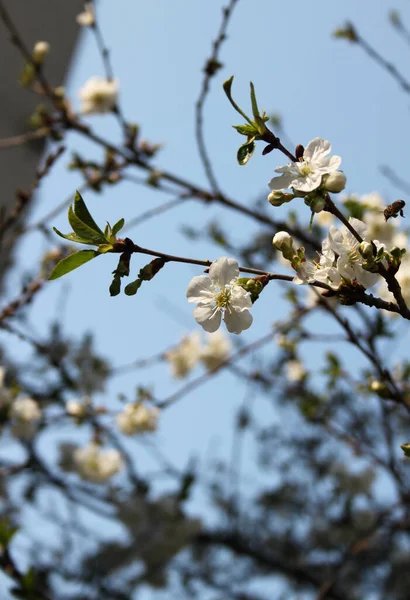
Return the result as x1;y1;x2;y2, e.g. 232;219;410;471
2;0;410;597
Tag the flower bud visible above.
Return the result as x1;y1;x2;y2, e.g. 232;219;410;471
323;170;346;193
268;190;294;207
359;241;374;260
310;196;326;213
33;41;50;63
272;231;294;252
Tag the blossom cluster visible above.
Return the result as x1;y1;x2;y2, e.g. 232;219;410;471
274;218;382;291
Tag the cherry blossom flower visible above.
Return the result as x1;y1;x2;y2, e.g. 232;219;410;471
78;76;119;114
186;257;253;335
74;443;123;483
327;217;380;289
116;403;159;435
269;138;341;193
165;332;202;378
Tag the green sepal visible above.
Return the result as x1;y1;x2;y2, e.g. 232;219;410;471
73;191;105;237
124;279;142;296
237;140;255;166
49;250;99;280
68;205;106;245
53;227;94;245
112;217;125;236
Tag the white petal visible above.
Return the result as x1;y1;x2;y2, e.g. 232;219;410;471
318;154;341;172
304;138;331;162
209;257;239;288
224;309;253;334
349;217;368;240
193;304;221;332
268;173;294;191
186;275;214;303
293;172;322;192
230;286;252;310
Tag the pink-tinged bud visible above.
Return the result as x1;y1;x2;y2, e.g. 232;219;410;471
323;170;346;193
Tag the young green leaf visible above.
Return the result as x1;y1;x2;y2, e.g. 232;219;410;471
237;140;255;166
112;218;125;237
53;228;94;245
49;250;99;280
68;205;106;245
73;191;105;236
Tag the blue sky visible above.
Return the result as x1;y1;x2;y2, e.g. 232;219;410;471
2;0;410;596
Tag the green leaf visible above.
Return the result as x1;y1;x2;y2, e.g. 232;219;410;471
124;279;142;296
104;222;113;240
49;250;99;280
237;141;255;166
109;274;122;296
112;217;125;236
53;227;94;245
73;191;105;236
249;81;260;119
223;76;253;124
233;124;258;136
68;205;106;245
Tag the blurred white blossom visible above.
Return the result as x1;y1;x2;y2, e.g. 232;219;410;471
200;331;232;371
165;332;202;378
10;397;41;439
74;443;123;483
286;360;306;382
77;3;95;27
116;403;159;435
78;76;119;114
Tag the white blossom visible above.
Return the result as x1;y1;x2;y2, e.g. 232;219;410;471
293;239;342;290
165;332;202;378
327;217;380;289
78;76;119;115
116;403;159;435
186;257;253;335
74;443;123;483
77;3;95;27
200;331;232;371
269;138;341;193
286;360;306;382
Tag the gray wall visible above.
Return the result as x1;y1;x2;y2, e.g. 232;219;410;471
0;0;84;281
